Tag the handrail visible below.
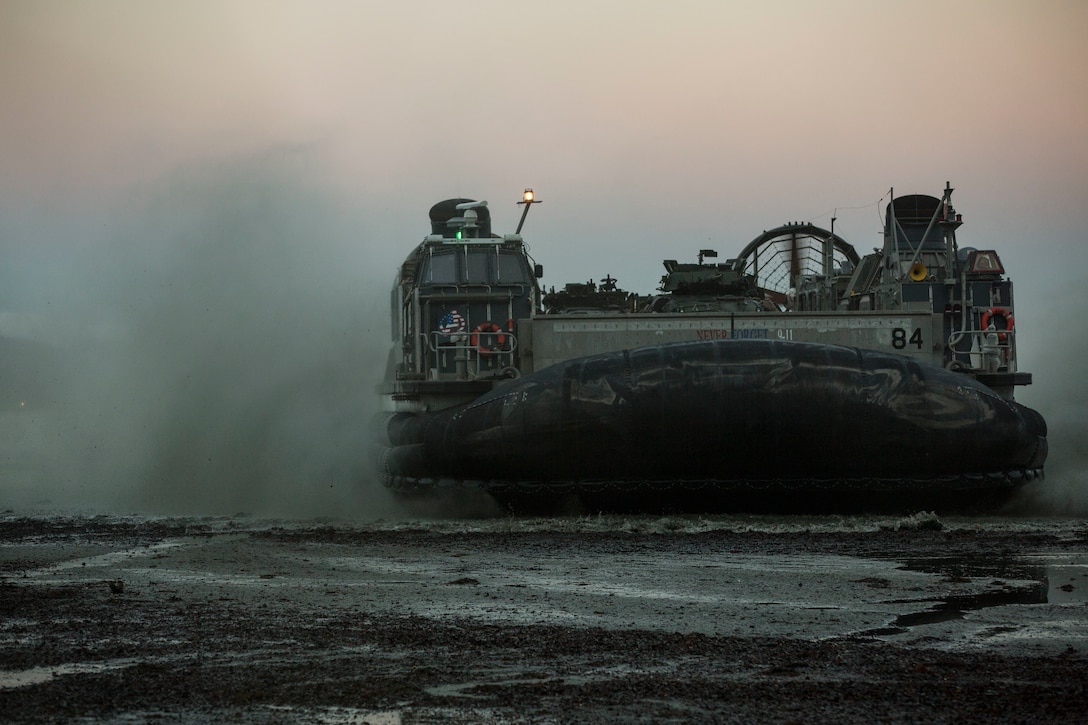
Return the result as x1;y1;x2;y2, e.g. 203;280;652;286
420;330;520;381
429;330;518;354
947;327;1016;373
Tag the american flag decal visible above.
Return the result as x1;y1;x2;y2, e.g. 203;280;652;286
438;309;466;334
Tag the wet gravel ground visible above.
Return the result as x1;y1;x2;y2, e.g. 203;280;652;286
1;513;1087;723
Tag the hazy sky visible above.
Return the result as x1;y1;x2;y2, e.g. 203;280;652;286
2;1;1086;512
4;1;1086;269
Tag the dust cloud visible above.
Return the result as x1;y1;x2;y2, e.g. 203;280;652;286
1011;281;1088;516
1;150;399;517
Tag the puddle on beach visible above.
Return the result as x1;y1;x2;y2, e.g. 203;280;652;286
260;706;403;724
898;552;1088;605
1042;561;1088;605
851;552;1087;639
0;659;139;690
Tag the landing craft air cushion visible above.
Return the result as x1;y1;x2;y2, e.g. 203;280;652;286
375;185;1047;512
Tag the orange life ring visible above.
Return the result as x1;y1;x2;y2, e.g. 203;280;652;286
980;307;1014;342
471;322;507;356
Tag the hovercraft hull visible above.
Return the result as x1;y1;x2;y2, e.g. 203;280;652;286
377;340;1047;513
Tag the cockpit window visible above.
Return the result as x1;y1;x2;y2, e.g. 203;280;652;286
465;248;490;282
423;246;529;286
427;250;457;283
497;251;528;283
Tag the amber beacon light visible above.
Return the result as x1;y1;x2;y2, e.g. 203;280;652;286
516;187;540;234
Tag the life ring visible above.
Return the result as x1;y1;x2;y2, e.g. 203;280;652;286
980;307;1014;342
471;322;507;356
